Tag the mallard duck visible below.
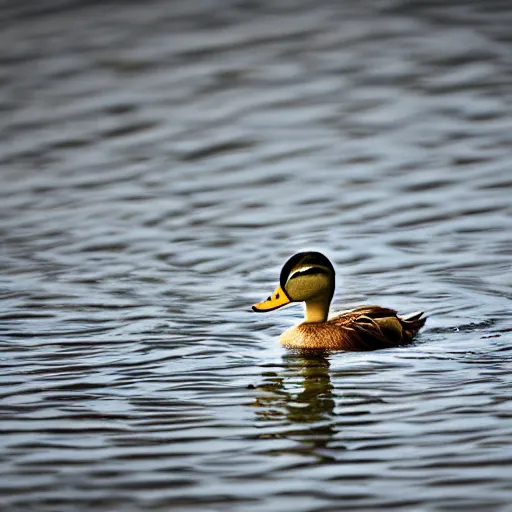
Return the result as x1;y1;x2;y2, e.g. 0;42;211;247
252;251;426;350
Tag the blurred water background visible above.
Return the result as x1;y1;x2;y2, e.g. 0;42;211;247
1;0;512;510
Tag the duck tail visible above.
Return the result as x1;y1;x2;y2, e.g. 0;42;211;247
400;311;426;341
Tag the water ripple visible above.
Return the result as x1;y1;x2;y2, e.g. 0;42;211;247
1;0;512;511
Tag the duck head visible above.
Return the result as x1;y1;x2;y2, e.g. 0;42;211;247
252;251;335;323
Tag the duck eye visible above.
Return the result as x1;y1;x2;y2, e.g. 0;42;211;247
276;293;280;299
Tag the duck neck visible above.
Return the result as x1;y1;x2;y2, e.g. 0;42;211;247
303;297;330;323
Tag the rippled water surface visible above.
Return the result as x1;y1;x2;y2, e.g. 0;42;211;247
1;1;512;510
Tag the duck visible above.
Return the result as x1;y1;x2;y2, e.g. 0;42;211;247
252;251;426;350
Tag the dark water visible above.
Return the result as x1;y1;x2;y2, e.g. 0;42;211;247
1;0;512;510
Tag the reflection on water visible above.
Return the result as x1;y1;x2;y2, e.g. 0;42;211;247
252;353;335;454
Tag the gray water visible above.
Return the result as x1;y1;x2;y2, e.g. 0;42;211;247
1;1;512;511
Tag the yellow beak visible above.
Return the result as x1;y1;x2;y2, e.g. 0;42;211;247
252;285;291;312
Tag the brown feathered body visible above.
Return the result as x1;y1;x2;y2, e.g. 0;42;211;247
280;306;426;351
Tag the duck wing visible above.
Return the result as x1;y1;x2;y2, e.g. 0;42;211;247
329;306;426;350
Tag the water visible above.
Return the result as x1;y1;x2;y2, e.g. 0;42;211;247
1;0;512;510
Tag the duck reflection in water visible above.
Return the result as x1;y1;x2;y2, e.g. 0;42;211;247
251;352;336;452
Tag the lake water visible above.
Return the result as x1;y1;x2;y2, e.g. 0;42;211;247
1;1;512;511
